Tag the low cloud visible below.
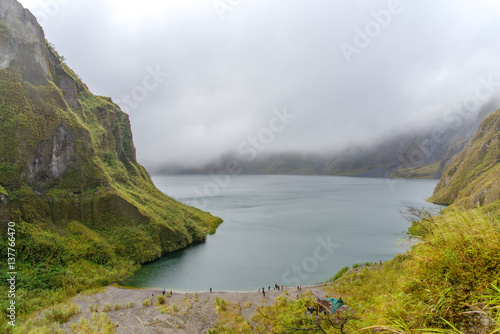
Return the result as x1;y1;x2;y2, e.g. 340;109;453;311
19;0;500;168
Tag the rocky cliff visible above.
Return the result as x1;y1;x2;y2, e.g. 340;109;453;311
0;0;221;266
0;0;49;85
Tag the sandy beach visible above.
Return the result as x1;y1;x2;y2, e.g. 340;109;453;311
59;285;331;333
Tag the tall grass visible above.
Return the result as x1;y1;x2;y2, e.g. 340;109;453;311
399;209;500;327
321;209;500;332
11;302;80;334
480;285;500;333
43;303;81;323
70;312;115;334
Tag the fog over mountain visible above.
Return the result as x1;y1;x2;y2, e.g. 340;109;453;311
18;0;500;170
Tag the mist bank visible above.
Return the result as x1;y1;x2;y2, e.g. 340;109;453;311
151;101;498;179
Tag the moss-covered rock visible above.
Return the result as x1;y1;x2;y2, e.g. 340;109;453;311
0;1;222;329
0;0;222;279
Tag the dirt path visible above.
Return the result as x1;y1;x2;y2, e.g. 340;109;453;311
60;285;330;333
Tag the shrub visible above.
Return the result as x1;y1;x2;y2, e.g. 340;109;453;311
70;312;115;334
352;261;378;268
43;302;81;323
156;295;165;305
214;298;227;312
329;266;350;282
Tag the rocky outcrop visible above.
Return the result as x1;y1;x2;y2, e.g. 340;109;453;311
0;0;221;264
28;123;76;190
458;305;496;334
0;0;49;84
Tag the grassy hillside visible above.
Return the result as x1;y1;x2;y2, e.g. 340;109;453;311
430;109;500;208
0;17;221;331
326;208;500;333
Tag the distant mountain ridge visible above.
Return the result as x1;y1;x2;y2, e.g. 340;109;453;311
157;102;497;179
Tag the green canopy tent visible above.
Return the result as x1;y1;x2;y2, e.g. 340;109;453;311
325;298;344;313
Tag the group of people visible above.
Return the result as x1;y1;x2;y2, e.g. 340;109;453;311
306;305;328;315
256;284;304;297
156;285;304;297
307;306;319;315
259;284;284;293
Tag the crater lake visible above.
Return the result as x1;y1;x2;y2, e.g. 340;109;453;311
121;175;440;291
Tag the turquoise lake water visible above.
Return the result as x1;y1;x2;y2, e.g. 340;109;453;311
121;175;440;291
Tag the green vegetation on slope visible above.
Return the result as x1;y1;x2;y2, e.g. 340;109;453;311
390;160;442;179
0;42;221;331
430;109;500;208
328;208;500;332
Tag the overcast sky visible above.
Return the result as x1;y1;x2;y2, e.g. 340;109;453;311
17;0;500;168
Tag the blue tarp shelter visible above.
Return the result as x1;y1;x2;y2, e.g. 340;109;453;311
325;298;344;313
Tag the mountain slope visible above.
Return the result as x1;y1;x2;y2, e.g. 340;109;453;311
158;102;496;179
0;0;221;318
430;108;500;208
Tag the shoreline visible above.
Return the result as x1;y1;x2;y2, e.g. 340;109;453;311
114;282;328;294
61;283;331;333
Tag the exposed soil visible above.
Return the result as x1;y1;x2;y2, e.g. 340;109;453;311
60;285;330;333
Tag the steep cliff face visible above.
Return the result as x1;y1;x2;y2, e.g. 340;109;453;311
0;0;49;85
430;109;500;208
0;0;221;265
